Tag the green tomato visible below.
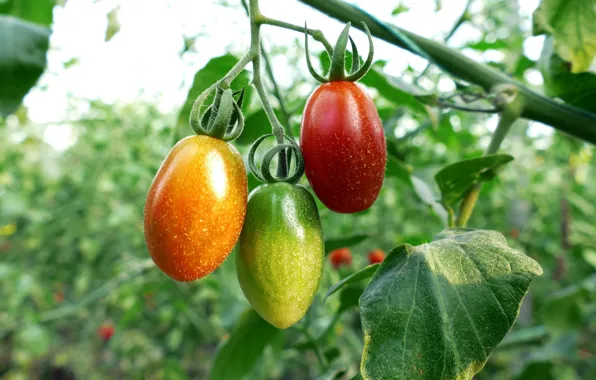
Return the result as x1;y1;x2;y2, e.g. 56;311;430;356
236;183;324;329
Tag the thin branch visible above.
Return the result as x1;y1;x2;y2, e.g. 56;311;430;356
256;16;334;54
241;0;294;138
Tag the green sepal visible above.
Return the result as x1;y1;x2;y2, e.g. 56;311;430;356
345;22;374;82
248;134;305;185
209;88;235;139
328;22;351;81
304;23;328;83
303;21;375;83
349;36;360;74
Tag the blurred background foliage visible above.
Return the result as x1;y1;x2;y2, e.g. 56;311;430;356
1;0;595;379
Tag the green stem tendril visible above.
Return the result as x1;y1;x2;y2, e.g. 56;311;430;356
304;21;374;83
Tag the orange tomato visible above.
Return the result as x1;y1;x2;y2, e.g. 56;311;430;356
144;135;248;282
329;247;352;268
98;323;115;341
367;249;385;264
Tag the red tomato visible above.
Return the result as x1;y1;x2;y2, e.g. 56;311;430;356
144;135;248;282
98;323;115;341
329;247;352;269
301;81;386;213
368;249;385;264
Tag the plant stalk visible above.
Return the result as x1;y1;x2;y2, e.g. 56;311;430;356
455;85;523;227
249;0;289;178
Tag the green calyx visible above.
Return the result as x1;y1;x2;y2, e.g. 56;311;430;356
248;134;305;185
190;87;245;141
305;21;374;83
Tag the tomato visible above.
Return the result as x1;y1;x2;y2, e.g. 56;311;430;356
236;183;324;329
144;135;247;282
300;81;386;213
98;323;115;341
329;247;352;268
367;249;385;264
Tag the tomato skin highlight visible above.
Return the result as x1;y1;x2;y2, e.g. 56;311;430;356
144;135;247;282
237;183;324;329
300;81;386;213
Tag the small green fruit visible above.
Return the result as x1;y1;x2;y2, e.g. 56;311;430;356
236;183;324;329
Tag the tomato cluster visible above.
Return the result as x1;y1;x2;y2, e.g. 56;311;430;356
143;22;386;329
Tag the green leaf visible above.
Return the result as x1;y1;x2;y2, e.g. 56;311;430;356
324;235;368;256
338;285;366;313
541;274;596;333
465;40;510;51
435;154;514;208
513;361;579;380
391;4;410;16
176;55;250;138
164;358;190;380
210;308;281;380
105;7;120;42
497;325;548;350
583;249;596;269
411;176;448;225
0;0;55;26
360;229;543;380
539;37;596;113
0;16;50;117
533;0;596;73
325;264;379;300
15;323;52;357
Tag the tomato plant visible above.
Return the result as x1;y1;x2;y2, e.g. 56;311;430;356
144;135;247;282
236;183;324;329
2;0;596;379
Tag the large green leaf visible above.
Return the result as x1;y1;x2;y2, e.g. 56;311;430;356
435;154;514;208
210;308;282;380
539;37;596;113
0;0;54;26
176;54;250;138
359;229;542;380
0;16;50;117
533;0;596;73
